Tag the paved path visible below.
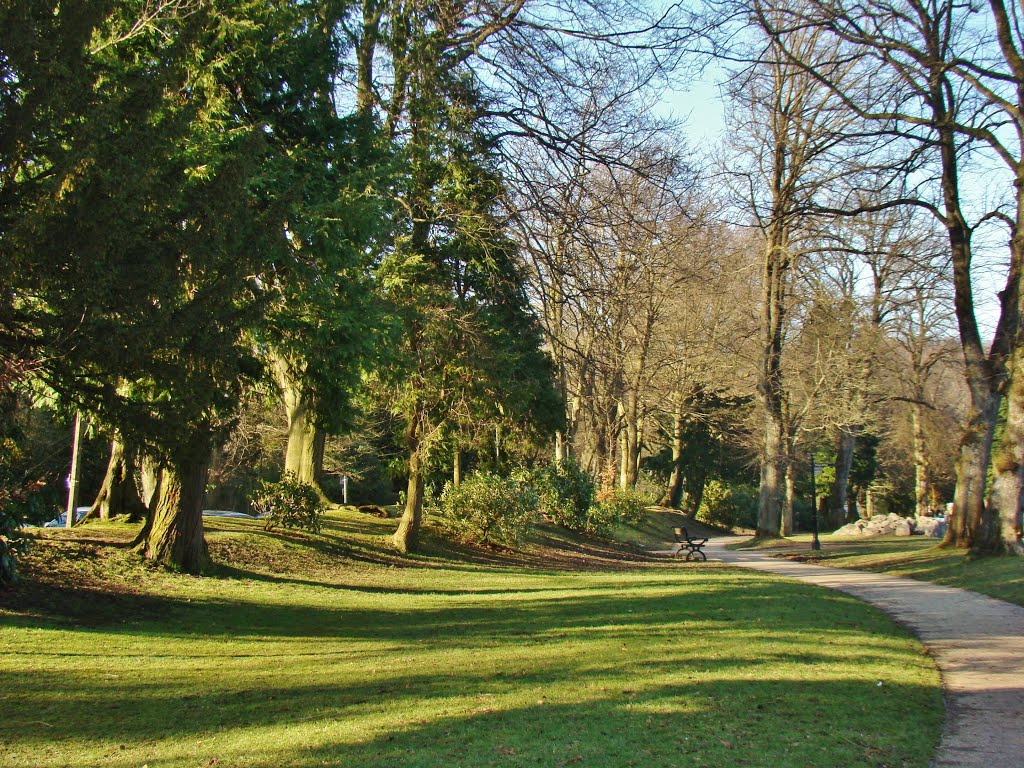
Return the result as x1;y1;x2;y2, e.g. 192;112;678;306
700;538;1024;768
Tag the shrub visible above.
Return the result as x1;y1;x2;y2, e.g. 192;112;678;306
1;437;47;586
250;473;325;533
533;460;594;530
582;500;617;536
438;471;538;547
0;509;27;586
589;486;650;534
696;480;758;530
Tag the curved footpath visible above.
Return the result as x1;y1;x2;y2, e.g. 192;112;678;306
702;538;1024;768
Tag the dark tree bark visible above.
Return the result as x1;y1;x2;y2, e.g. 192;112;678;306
620;391;642;488
87;436;146;523
982;358;1024;554
757;411;785;537
910;402;932;517
825;430;856;529
392;410;425;553
661;397;685;508
683;465;707;518
782;456;796;536
136;449;210;573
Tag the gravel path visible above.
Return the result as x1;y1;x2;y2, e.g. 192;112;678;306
701;538;1024;768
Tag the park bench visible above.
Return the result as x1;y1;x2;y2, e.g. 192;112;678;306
673;526;708;561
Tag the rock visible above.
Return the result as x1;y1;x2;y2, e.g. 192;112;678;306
831;512;950;539
914;516;947;538
357;504;390;518
834;522;863;537
866;516;895;535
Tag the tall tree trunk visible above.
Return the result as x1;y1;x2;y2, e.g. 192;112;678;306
137;450;210;573
554;430;565;463
865;488;876;518
683;465;707;518
88;435;146;522
911;402;932;517
945;394;1001;548
453;448;461;487
620;392;640;488
140;454;161;508
757;221;788;539
311;431;326;487
283;390;320;484
273;355;323;486
979;359;1024;554
757;412;785;538
393;411;425;553
355;0;382;119
661;396;685;508
130;454;162;549
935;110;1016;547
826;430;856;530
782;458;796;536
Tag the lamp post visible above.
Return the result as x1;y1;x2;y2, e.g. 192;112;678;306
810;452;821;551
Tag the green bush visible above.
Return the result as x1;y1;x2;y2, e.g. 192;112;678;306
582;500;617;536
533;460;594;530
696;480;758;530
250;473;325;533
589;486;650;534
438;472;538;547
1;434;47;585
0;509;28;586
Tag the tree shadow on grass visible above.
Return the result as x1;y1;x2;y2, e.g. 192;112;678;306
0;670;943;767
0;561;945;767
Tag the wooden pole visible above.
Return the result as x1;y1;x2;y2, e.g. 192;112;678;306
65;412;83;529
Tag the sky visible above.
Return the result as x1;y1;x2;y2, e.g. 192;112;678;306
659;69;1004;343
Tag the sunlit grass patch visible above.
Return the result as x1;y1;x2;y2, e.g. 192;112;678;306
1;515;941;767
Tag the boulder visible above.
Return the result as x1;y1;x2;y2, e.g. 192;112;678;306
834;521;867;537
831;512;951;539
865;515;896;535
913;516;947;538
893;518;914;536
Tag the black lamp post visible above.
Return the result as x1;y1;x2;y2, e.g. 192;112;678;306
810;452;821;551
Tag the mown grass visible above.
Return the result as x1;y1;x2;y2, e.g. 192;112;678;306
758;534;1024;607
0;510;942;768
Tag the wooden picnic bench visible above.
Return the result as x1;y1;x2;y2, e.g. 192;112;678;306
673;526;707;561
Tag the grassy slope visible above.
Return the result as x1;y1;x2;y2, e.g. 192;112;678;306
0;510;941;768
743;534;1024;607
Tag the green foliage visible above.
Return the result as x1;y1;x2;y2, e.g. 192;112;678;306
0;504;27;587
533;460;595;530
366;19;560;552
437;472;538;546
1;366;39;585
697;480;758;530
1;0;287;463
590;487;651;534
815;464;837;500
250;474;325;534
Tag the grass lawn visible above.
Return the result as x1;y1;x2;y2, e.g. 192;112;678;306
1;511;942;768
744;534;1024;608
